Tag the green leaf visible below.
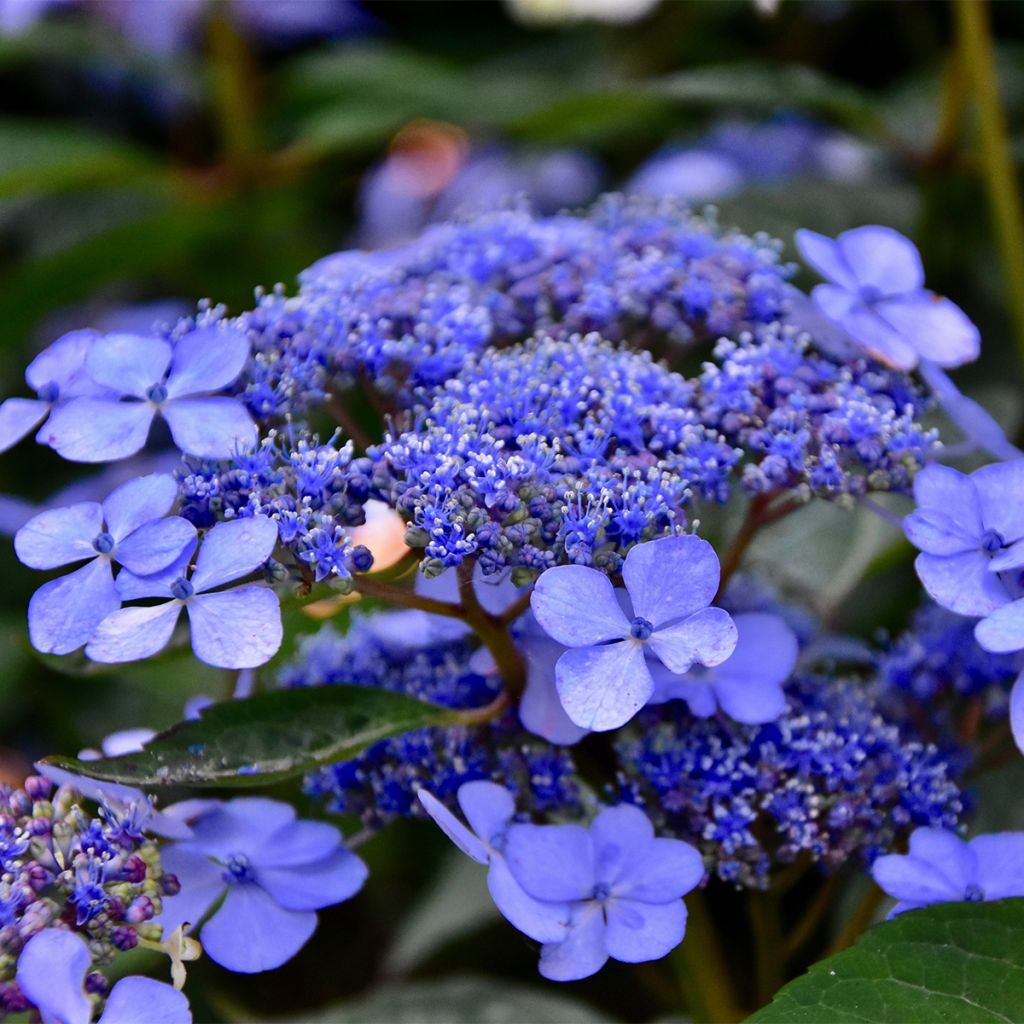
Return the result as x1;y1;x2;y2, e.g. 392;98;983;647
41;685;458;788
748;899;1024;1023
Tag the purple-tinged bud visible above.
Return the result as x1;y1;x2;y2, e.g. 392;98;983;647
26;817;50;837
23;777;52;802
119;855;147;884
112;926;139;951
0;926;22;955
85;972;109;996
161;873;181;897
0;981;30;1014
8;792;31;817
24;863;49;893
125;896;154;924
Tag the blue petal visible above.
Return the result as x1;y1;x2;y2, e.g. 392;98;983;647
488;857;571;944
85;334;171;397
538;902;608;982
116;545;195;601
903;509;979;556
556;641;651;731
0;397;49;453
200;884;316;974
623;534;721;629
44;398;155;463
794;229;857;290
187;586;282;669
417;789;489;864
16;929;91;1024
531;564;629;647
253;821;343;869
155;846;226;936
906;464;980;544
901;827;976;892
605;897;686;964
811;282;858;322
86;600;183;663
458;781;516;847
100;977;191;1024
25;329;104;397
835;304;919;370
972;461;1024;549
116;517;197;576
588;804;654;889
186;798;297;860
15;501;103;569
29;557;119;655
871;852;963;905
519;634;589;745
1011;671;1024;757
101;472;178;541
162;397;256;459
970;833;1024;901
836;225;924;293
648;607;737;675
915;550;1008;617
975;599;1024;654
165;324;250;399
505;823;595;902
100;727;155;756
258;848;368;911
191;516;279;592
616;837;704;903
876;295;979;369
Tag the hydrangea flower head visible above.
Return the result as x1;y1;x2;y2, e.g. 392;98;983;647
505;804;704;981
530;534;737;730
43;325;255;462
157;797;367;974
796;225;980;370
16;929;191;1024
871;827;1024;916
86;515;282;669
14;473;195;654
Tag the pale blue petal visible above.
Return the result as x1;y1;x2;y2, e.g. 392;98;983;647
794;229;857;290
618;838;704;903
915;551;1008;617
100;728;155;756
0;397;49;453
44;398;155;462
871;853;962;904
100;977;191;1024
538;902;608;982
162;397;256;459
191;516;279;592
505;823;594;902
811;283;858;322
417;789;489;864
458;781;515;846
589;805;654;889
970;833;1024;901
86;600;182;663
117;517;197;576
85;334;171;397
115;544;194;600
648;607;737;674
710;612;796;724
972;461;1024;547
155;845;226;935
25;329;102;396
990;539;1024;574
909;463;980;531
186;798;296;860
605;897;686;964
836;305;919;370
1011;672;1024;757
519;634;589;745
836;225;924;293
975;599;1024;654
556;641;652;731
101;472;178;541
907;828;977;888
470;564;524;618
165;324;250;399
258;848;368;911
15;501;103;568
531;565;629;647
200;884;316;974
623;535;721;629
646;660;718;715
488;857;571;944
16;929;91;1024
903;509;979;556
253;821;342;869
876;295;980;369
187;586;282;669
29;557;119;654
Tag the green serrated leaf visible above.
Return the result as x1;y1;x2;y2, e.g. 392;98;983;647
41;685;458;788
748;899;1024;1023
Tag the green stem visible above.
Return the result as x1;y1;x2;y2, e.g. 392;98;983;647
207;14;261;174
457;561;527;698
353;575;463;619
955;0;1024;367
670;891;743;1023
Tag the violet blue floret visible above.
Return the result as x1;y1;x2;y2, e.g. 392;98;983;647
871;827;1024;916
156;797;368;974
795;225;980;370
530;534;737;730
646;611;797;724
14;473;196;654
504;803;705;981
86;515;282;669
17;929;191;1024
43;324;255;462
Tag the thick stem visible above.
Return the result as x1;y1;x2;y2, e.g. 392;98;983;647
717;493;801;597
457;561;527;698
353;575;463;619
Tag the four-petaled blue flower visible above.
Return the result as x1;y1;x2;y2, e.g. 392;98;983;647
872;827;1024;916
796;225;980;370
505;803;705;981
43;325;255;462
647;611;797;723
530;534;737;730
14;473;195;654
17;928;191;1024
86;515;283;669
156;797;368;974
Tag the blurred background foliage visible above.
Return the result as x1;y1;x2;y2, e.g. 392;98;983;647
1;1;1024;1019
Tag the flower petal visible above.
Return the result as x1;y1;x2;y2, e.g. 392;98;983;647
115;544;195;601
589;804;653;887
200;884;317;974
531;565;629;647
417;789;489;865
156;846;227;936
648;607;737;675
972;461;1024;548
487;857;571;944
100;978;191;1024
871;853;963;904
28;557;119;655
44;398;155;463
15;501;103;569
970;833;1024;901
975;599;1024;655
258;848;368;911
1011;671;1024;758
25;329;103;396
191;516;279;592
605;897;686;964
903;509;979;556
836;225;924;293
185;798;296;860
555;641;652;731
622;534;721;629
835;304;919;370
519;634;589;745
16;929;91;1024
915;551;1009;617
254;821;344;869
187;586;282;669
794;229;858;290
458;781;516;847
86;600;182;663
102;472;178;541
876;295;979;369
538;902;608;982
162;397;256;460
165;324;250;399
85;334;171;397
117;517;197;576
505;822;595;902
0;397;49;454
